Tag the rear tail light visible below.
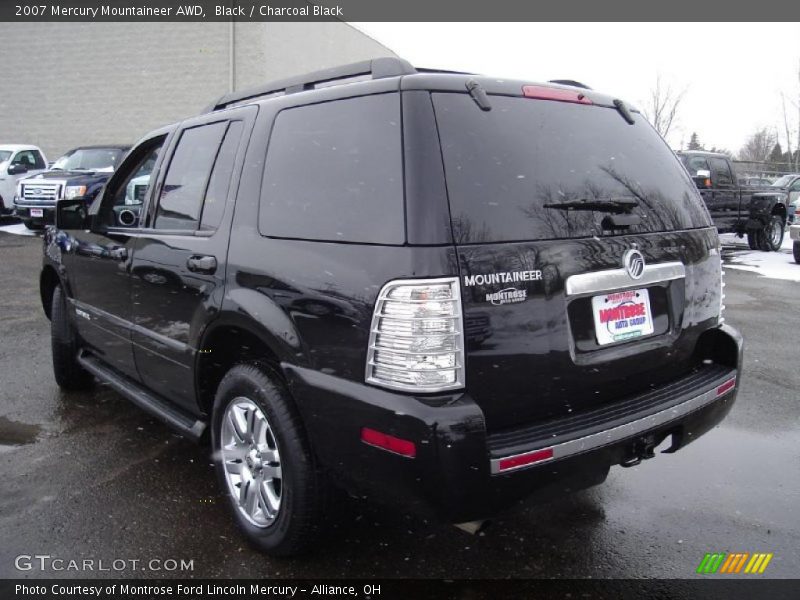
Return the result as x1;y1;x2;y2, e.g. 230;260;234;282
366;277;465;392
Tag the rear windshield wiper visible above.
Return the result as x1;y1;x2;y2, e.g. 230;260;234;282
543;198;639;214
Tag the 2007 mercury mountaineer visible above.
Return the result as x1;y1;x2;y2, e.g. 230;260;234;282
41;58;743;556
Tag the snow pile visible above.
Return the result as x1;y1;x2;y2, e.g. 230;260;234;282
721;233;800;283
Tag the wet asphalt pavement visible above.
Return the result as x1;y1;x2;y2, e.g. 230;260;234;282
0;228;797;580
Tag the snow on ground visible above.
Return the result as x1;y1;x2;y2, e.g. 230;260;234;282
720;232;800;283
0;221;38;237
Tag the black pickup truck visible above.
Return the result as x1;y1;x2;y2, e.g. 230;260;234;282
677;151;787;251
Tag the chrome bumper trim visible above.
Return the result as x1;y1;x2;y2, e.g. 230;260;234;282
565;261;685;296
490;374;735;475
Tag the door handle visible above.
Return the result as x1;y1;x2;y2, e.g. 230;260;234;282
187;254;217;274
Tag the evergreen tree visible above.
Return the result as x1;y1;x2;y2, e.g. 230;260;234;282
687;132;703;150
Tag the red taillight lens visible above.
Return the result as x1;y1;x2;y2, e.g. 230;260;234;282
497;447;554;472
361;427;416;458
522;85;592;105
717;377;736;397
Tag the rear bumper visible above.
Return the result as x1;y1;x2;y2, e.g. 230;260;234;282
285;323;743;522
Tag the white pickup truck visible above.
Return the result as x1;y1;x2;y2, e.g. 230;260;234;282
0;145;48;215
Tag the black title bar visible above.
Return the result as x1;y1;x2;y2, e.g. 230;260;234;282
3;0;800;21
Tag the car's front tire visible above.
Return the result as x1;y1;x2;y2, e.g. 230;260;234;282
51;285;93;390
211;363;325;556
747;230;761;250
794;241;800;264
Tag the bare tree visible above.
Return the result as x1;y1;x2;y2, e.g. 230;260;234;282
738;128;777;162
642;74;686;139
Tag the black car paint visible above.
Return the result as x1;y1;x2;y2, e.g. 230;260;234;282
677;151;787;235
41;73;742;521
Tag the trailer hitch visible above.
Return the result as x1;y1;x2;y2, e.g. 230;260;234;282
619;433;658;468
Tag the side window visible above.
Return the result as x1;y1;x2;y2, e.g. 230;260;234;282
687;156;710;175
790;179;800;192
259;93;404;244
154;121;228;231
12;151;37;167
200;121;244;231
99;136;166;228
709;157;733;186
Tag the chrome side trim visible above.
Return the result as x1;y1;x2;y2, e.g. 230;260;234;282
490;374;735;475
565;261;685;296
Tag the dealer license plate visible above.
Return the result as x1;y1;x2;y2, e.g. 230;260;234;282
30;208;44;218
591;288;654;346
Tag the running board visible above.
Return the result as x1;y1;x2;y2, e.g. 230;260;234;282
77;352;206;441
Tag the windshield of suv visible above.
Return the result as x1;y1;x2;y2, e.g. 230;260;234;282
51;147;125;172
771;175;795;187
434;94;712;243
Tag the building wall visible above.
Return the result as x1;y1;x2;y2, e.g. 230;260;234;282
0;22;395;160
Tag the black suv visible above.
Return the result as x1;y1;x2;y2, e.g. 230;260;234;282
15;145;130;229
41;58;743;556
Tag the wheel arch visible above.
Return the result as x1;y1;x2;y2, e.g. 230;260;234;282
39;265;62;320
194;311;309;418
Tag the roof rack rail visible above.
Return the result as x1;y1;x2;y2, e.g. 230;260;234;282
204;57;416;113
548;79;592;90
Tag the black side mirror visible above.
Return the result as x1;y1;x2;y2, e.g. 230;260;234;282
56;199;91;230
8;163;28;175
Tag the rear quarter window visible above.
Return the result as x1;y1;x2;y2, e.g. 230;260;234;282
259;93;404;244
433;93;711;243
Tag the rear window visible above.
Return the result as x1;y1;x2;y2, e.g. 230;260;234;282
259;93;404;244
433;94;711;243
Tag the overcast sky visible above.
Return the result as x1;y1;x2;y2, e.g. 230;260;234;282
353;23;800;155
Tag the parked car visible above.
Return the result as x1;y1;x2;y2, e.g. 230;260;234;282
791;224;800;263
0;145;48;216
41;58;742;556
676;151;788;251
14;145;130;229
738;177;772;187
769;173;800;225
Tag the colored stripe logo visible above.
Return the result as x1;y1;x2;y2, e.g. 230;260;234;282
696;552;773;574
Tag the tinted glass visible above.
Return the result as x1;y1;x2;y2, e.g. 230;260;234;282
156;121;227;231
260;94;404;244
709;157;733;186
53;148;125;172
433;93;712;243
101;136;165;228
200;121;243;231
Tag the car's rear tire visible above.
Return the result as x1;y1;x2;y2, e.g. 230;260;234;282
756;214;784;252
51;285;93;390
794;241;800;264
211;363;325;556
